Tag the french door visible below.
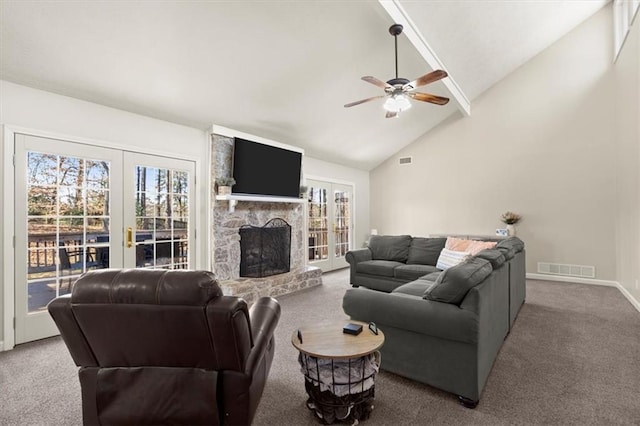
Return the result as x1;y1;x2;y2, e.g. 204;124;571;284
14;134;195;344
123;153;194;270
307;179;353;272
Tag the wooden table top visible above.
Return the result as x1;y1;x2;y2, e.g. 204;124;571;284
291;320;385;359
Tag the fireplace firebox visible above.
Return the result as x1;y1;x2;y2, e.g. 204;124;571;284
239;218;291;278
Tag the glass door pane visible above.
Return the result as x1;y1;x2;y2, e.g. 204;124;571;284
333;187;351;260
308;184;329;264
26;153;112;311
134;166;189;269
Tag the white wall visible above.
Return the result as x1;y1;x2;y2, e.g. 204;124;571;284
614;15;640;304
371;7;618;280
0;81;208;348
0;81;372;348
304;156;370;250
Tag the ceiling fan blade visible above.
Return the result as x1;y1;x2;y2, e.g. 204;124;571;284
408;92;450;105
404;70;448;90
385;111;398;119
344;95;385;108
362;76;393;90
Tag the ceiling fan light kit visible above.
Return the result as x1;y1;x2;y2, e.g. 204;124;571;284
384;93;411;114
345;23;450;118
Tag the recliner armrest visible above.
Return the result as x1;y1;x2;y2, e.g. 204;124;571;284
245;297;281;375
47;295;98;367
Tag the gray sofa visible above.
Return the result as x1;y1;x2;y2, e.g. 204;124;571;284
346;235;446;293
343;235;526;407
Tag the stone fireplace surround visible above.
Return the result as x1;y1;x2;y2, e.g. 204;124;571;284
211;131;322;304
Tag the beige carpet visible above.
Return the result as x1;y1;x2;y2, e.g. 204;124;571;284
254;270;640;425
1;268;639;425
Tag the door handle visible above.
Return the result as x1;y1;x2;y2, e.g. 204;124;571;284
126;227;133;248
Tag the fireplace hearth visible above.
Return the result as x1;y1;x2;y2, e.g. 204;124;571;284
239;218;291;278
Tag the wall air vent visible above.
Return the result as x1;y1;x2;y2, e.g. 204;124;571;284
399;156;412;165
537;262;595;279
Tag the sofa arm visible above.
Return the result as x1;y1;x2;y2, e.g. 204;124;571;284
245;297;281;375
345;248;372;286
345;248;372;265
343;288;479;344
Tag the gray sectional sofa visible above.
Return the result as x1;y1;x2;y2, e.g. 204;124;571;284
342;235;526;407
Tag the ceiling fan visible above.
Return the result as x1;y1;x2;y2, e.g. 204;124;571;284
344;23;450;118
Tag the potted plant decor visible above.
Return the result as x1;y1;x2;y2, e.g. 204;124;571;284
501;211;522;236
299;185;308;199
216;177;236;196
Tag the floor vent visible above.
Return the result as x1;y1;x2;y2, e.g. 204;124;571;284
537;262;595;279
398;156;412;165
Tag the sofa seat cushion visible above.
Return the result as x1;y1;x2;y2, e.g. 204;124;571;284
419;272;442;282
356;260;405;277
343;288;479;344
424;257;493;305
392;280;434;297
407;237;446;265
368;235;412;262
394;264;440;281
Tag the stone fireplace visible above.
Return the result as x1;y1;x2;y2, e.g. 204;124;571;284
211;131;322;303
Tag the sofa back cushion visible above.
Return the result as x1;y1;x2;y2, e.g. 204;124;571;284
424;257;493;305
368;235;412;262
496;237;525;253
407;237;446;265
474;249;506;269
497;247;514;260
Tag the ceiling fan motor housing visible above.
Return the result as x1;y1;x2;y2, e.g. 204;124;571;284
387;77;410;88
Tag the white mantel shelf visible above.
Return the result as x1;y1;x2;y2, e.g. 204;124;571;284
215;194;306;212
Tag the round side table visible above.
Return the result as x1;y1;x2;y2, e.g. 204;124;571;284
291;320;385;424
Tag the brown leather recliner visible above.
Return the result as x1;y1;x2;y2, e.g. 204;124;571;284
48;269;281;425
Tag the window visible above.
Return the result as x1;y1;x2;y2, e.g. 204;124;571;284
614;0;640;60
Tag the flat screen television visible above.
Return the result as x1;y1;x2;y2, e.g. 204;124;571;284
232;137;302;198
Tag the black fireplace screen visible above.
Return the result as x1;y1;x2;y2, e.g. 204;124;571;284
239;218;291;278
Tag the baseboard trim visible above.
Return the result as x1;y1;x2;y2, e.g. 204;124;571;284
0;341;4;352
527;273;640;313
616;283;640;313
526;273;618;287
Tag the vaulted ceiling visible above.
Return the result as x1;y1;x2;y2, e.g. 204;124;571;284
0;1;609;170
